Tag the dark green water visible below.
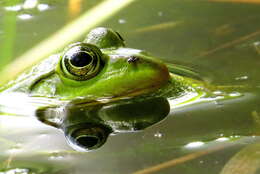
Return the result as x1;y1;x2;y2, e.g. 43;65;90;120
0;0;260;174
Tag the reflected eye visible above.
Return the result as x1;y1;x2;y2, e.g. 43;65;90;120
61;43;103;81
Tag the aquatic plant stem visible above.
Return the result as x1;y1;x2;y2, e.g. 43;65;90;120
197;29;260;58
0;1;20;69
0;0;136;86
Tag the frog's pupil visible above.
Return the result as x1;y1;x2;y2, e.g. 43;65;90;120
70;52;92;67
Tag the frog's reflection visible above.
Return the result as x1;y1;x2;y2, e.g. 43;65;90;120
36;97;170;151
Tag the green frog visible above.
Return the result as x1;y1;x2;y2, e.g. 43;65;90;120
0;27;202;106
0;27;205;151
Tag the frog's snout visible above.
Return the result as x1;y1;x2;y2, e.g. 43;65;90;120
124;54;171;90
146;58;171;86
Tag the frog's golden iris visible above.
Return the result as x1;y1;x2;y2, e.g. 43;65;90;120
61;43;104;81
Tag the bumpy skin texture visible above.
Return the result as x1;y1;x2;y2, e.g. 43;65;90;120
1;27;194;103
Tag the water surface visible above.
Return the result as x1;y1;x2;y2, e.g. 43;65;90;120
0;0;260;174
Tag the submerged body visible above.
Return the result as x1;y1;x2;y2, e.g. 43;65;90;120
0;27;200;105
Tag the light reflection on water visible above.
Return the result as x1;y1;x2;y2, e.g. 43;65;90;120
4;0;50;13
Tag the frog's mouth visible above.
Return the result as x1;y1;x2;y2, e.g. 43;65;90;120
68;81;171;107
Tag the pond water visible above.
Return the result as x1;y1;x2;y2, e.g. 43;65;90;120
0;0;260;174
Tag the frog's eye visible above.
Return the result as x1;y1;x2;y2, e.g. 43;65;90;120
61;43;103;81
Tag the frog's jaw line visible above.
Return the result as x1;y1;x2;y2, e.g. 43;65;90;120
69;81;170;106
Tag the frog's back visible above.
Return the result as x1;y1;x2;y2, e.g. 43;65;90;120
0;54;59;93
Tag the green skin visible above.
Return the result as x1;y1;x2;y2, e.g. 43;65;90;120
0;27;198;105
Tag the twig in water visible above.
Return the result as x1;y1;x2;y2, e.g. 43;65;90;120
133;143;235;174
198;29;260;58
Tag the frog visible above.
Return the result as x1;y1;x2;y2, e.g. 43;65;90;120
0;27;205;151
0;27;201;106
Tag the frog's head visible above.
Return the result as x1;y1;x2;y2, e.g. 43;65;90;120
31;27;170;102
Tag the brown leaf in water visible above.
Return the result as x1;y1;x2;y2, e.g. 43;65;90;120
220;142;260;174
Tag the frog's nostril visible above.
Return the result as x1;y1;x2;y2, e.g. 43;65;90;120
127;56;139;63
